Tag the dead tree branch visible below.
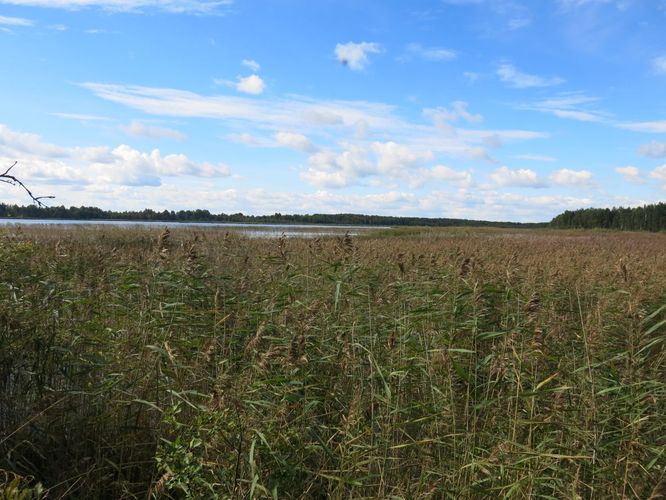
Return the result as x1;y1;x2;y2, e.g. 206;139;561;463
0;161;55;207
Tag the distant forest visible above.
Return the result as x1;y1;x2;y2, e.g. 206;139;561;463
2;202;665;231
0;203;541;228
550;202;666;232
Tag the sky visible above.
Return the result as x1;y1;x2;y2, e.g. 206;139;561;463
1;0;666;222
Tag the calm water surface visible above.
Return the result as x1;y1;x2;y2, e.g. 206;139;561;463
0;218;388;238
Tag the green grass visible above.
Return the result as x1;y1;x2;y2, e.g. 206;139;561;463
1;225;665;498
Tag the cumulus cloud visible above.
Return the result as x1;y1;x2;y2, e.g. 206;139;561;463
649;165;666;184
0;0;233;14
490;166;545;187
236;74;265;95
497;63;564;88
274;131;317;152
0;123;230;189
615;165;642;183
371;141;433;175
300;141;433;188
242;59;260;72
335;42;382;70
427;165;473;187
550;168;592;185
638;140;666;158
122;120;185;141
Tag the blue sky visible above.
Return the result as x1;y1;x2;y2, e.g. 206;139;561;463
1;0;665;221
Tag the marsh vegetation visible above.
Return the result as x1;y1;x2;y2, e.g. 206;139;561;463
1;225;665;498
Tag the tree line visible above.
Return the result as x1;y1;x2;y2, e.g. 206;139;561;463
550;202;666;231
0;203;544;228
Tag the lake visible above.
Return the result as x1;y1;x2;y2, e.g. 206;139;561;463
0;218;389;238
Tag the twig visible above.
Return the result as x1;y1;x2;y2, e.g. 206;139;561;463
0;161;55;207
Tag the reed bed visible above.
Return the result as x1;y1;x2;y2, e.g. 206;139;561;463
1;225;665;498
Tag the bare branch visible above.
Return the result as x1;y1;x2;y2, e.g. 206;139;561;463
1;161;55;208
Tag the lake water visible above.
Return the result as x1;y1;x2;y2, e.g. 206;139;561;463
0;218;388;238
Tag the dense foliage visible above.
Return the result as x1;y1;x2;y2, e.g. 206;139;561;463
0;203;542;228
1;226;665;498
550;202;666;231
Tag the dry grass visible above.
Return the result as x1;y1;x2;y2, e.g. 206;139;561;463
1;225;665;498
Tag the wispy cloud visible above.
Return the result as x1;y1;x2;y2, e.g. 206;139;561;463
242;59;260;72
557;0;629;10
51;112;110;121
335;42;382;70
513;154;557;162
619;121;666;133
0;14;33;26
0;0;232;14
122;120;186;141
405;43;457;61
424;101;482;126
497;63;564;88
520;93;608;122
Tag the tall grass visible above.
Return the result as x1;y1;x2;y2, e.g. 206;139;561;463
1;226;665;498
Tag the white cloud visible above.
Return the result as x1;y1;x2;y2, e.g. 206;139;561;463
620;121;666;133
0;14;33;26
122;120;185;141
522;93;607;122
371;141;433;175
0;123;230;189
51;112;110;121
490;166;545;187
615;165;642;183
0;0;233;13
300;141;433;188
227;132;270;146
274;131;316;152
335;42;382;70
406;43;457;61
49;23;68;30
550;168;592;185
424;101;482;126
649;165;666;184
497;63;564;88
242;59;260;72
428;165;473;187
463;71;480;83
80;82;546;176
514;154;557;162
236;74;265;95
653;56;666;75
638;141;666;158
